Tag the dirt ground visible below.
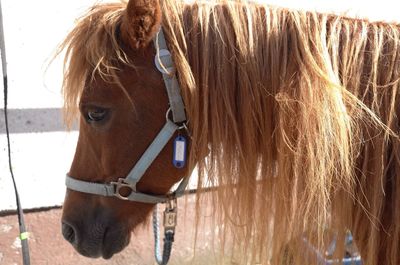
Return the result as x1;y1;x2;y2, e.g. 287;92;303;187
0;195;228;265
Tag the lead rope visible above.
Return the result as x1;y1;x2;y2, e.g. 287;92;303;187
0;1;30;264
153;199;177;265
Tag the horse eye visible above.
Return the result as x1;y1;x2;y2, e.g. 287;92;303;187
86;108;108;122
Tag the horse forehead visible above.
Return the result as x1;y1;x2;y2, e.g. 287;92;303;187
81;79;130;103
81;50;164;104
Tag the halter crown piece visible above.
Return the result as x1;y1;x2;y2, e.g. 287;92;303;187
65;28;189;265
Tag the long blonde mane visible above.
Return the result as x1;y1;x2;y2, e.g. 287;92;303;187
60;1;400;264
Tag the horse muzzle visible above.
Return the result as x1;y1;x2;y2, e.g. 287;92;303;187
61;218;130;259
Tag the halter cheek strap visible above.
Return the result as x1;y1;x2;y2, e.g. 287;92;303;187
65;28;189;204
154;29;186;124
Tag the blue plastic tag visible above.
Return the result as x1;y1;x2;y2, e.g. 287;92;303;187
173;135;187;168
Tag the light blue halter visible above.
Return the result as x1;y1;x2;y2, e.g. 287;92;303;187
65;28;189;204
65;28;189;265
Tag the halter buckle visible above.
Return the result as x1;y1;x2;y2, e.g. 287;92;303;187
155;49;175;75
111;178;137;201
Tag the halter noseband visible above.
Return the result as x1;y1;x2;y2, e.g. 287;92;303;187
65;28;189;204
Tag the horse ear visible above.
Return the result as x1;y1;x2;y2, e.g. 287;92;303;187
120;0;161;50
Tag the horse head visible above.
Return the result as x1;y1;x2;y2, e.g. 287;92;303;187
61;0;190;259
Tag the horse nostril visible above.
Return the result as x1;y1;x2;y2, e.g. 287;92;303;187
62;222;77;244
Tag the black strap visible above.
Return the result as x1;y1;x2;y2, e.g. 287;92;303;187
0;1;30;264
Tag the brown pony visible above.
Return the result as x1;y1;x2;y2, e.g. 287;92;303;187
58;0;400;264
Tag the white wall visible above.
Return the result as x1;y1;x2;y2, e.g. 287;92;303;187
0;0;109;211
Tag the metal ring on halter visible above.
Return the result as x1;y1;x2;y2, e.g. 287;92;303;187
165;108;189;132
110;178;137;200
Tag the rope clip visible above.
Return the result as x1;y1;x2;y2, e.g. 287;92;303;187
163;198;177;232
